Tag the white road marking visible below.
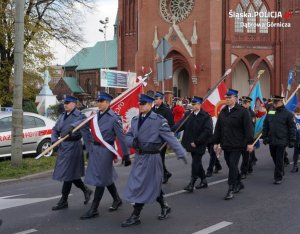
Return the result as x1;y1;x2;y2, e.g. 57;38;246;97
14;229;38;234
0;194;62;211
192;221;233;234
165;178;228;198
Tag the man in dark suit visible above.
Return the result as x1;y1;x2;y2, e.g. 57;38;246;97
173;96;213;192
152;92;175;184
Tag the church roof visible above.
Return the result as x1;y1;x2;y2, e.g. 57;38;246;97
63;38;117;71
62;77;84;93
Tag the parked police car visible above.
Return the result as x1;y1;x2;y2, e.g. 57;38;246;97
0;112;55;158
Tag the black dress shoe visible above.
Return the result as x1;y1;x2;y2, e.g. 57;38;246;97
162;172;172;184
274;180;282;185
224;190;234;200
80;208;99;220
240;174;247;180
109;198;122;211
52;200;68;211
121;215;141;227
195;181;208;189
158;206;171;220
233;182;245;193
291;166;298;173
84;188;93;205
206;171;213;177
184;183;194;192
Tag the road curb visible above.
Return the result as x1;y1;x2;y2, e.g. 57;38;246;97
0;153;177;185
0;170;53;185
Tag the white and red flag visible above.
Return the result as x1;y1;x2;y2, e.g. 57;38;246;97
201;81;227;126
111;84;143;157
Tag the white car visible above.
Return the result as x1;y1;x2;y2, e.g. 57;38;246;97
0;112;56;158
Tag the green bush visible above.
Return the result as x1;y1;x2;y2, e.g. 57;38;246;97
23;100;38;113
47;103;60;120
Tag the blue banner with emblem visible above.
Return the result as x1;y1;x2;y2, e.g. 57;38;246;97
249;81;267;137
285;92;298;112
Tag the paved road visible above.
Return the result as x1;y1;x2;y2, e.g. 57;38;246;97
1;144;300;234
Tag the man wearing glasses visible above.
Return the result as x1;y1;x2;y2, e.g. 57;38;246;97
173;96;213;192
213;89;253;200
152;92;175;184
121;94;187;227
51;95;93;211
80;92;130;219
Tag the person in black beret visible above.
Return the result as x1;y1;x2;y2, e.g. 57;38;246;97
262;95;296;184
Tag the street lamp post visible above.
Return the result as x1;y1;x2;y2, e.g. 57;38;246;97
99;17;109;93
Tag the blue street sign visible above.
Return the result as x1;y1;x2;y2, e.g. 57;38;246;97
156;38;171;58
156;58;173;81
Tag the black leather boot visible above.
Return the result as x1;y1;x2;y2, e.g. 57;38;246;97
107;183;123;211
121;205;143;227
52;196;68;210
184;177;197;192
195;178;208;189
109;195;122;212
214;164;222;173
84;187;93;205
162;171;172;184
157;196;171;220
121;214;141;227
224;185;234;200
233;182;245;193
206;170;213;177
291;165;298;173
80;201;99;220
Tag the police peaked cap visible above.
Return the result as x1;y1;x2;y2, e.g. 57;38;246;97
271;95;285;101
64;95;78;103
225;88;238;97
191;96;203;104
241;96;253;102
139;94;155;103
96;92;113;101
154;91;164;99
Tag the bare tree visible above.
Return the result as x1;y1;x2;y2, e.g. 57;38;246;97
0;0;94;105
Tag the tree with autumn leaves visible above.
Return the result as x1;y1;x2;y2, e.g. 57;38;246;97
0;0;93;106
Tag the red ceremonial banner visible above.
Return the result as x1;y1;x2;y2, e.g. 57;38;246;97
111;84;143;157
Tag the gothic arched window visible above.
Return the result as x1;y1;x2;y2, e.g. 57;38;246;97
247;4;256;33
234;0;269;34
235;4;244;33
259;4;268;33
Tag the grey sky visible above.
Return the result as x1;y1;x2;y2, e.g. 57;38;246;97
51;0;118;65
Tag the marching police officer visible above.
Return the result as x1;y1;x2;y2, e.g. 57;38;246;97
240;96;256;179
121;94;187;227
262;95;296;184
51;95;92;211
173;96;213;192
79;92;131;219
152;91;175;184
213;89;253;200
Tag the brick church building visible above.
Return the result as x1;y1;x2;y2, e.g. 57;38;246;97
117;0;300;99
